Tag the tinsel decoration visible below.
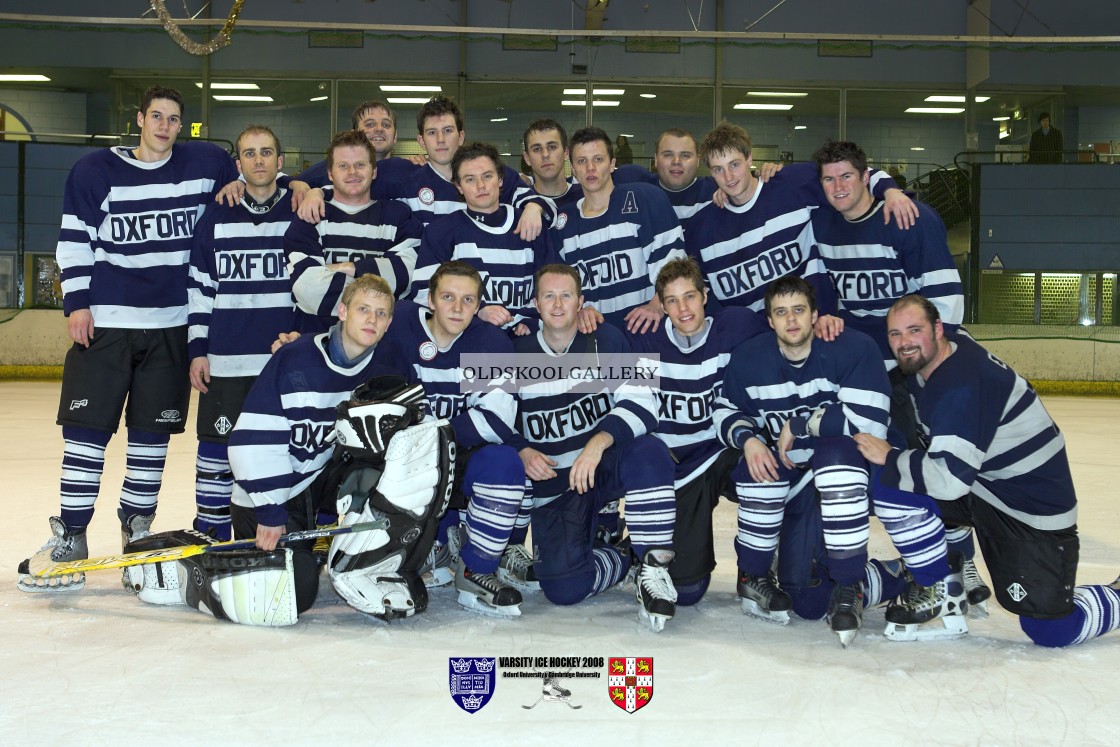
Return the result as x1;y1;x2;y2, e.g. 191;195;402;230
149;0;246;56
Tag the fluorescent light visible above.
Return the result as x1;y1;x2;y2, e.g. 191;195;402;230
747;91;808;97
195;82;260;90
925;95;990;103
564;88;624;95
499;152;512;156
213;95;274;102
794;125;807;130
309;96;328;102
379;85;442;92
386;97;435;104
910;146;926;151
563;89;586;95
619;133;635;138
592;100;619;107
640;93;657;99
0;74;50;82
560;100;620;107
905;107;964;114
734;103;793;111
992;116;1010;121
561;100;585;107
490;117;508;122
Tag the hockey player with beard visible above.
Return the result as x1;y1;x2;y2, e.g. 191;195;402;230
382;261;530;617
410;143;557;336
511;264;678;632
714;276;952;645
855;295;1120;647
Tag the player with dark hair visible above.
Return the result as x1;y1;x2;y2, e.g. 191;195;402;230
855;295;1120;648
410;142;556;335
714;276;952;645
523;119;579;207
285;129;423;334
511;264;679;631
555;126;685;335
18;85;240;592
625;257;766;606
186;125;296;541
295;99;418;188
383;261;530;616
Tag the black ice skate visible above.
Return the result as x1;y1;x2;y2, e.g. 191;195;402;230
962;557;992;618
884;553;969;641
497;543;540;592
827;581;864;647
636;549;677;633
17;517;88;593
455;560;523;618
737;569;792;625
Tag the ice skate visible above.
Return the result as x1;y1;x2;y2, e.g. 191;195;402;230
737;569;792;625
497;543;540;592
420;525;460;588
828;581;864;647
523;676;582;710
962;557;991;618
636;549;677;632
118;508;155;549
883;554;969;641
17;517;88;593
454;558;522;618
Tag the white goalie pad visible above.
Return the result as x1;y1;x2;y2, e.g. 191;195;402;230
189;548;300;627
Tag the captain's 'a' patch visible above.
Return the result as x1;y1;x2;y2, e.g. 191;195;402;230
621;190;639;215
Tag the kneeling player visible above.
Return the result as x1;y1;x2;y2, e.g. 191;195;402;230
626;257;766;605
511;264;678;632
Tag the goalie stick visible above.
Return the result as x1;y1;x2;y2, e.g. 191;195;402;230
27;519;390;579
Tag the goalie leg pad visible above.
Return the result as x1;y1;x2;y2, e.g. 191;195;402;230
184;548;299;627
122;528;217;606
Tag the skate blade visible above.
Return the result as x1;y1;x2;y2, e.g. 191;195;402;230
739;597;791;625
17;572;85;594
422;567;454;588
456;590;522;618
968;599;989;619
835;628;859;648
883;614;969;642
639;606;672;633
497;568;541;592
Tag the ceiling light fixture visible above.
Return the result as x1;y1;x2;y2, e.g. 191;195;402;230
195;82;259;90
380;85;442;92
640;93;657;99
386;97;435;104
0;74;50;82
905;107;965;114
213;95;274;102
747;91;808;97
734;103;794;111
309;96;328;102
924;95;991;103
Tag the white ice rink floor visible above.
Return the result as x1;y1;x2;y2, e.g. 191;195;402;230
1;381;1118;747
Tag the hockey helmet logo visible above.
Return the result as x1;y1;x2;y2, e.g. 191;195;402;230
449;657;496;713
335;376;426;460
607;657;653;713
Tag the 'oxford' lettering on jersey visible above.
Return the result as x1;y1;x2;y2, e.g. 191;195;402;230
485;276;534;309
325;249;388;264
291;421;333;449
430;393;469;420
575;253;634;289
714;242;802;297
110;209;198;244
832;270;908;301
218;251;287;280
763;406;814;439
657;390;716;423
524;393;610;440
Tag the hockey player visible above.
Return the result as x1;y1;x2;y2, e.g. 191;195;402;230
383;262;530;616
855;295;1120;648
410;142;557;336
555;126;685;335
284;129;423;334
687;121;916;321
187;125;296;541
611;127;718;233
714;277;952;645
625;257;766;605
523;119;580;208
18;86;240;593
295;99;418;189
511;264;679;632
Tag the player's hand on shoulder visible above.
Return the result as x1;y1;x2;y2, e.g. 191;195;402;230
297;188;327;224
189;356;211;393
577;306;603;334
883;188;918;229
479;305;512;327
216;179;245;207
288;180;311;211
624;300;663;335
406;154;428;167
271;330;301;353
813;314;844;341
755;161;783;182
516;202;543;241
67;309;95;348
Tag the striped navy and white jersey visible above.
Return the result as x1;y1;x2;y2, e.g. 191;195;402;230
187;191;296;377
379;162;547;228
813;199;963;365
409;205;558;330
554;181;685;329
284;198;422;334
627;306;767;487
685;162;900;315
509;323;659;505
714;328;891;466
382;300;518;451
613;167;718;231
295;156;419;190
56;142;238;329
228;330;401;527
883;333;1078;531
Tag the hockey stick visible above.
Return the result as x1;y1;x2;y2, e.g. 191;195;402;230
27;519;389;578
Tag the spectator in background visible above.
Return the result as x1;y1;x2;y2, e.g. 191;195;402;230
1028;112;1063;164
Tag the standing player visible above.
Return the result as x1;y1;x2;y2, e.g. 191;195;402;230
285;129;422;334
714;277;952;645
295;99;418;188
523;119;580;207
856;295;1120;648
613;127;718;233
688;121;916;319
186;125;296;541
384;262;529;616
410;143;556;335
626;257;766;605
511;264;679;631
555;126;685;334
18;86;239;592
